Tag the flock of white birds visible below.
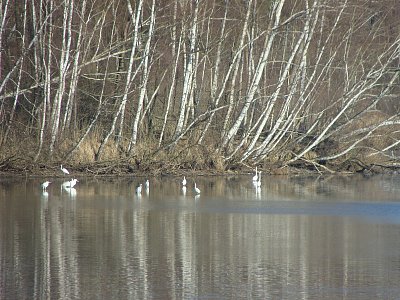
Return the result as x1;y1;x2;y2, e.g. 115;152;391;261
135;175;201;197
133;169;261;197
41;167;261;196
41;165;79;193
41;167;202;197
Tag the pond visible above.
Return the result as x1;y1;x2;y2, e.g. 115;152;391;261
1;174;400;299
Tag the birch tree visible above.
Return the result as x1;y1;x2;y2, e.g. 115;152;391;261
127;0;156;153
95;0;144;160
174;0;199;139
48;0;73;154
221;0;286;150
114;0;144;146
2;0;28;147
0;0;10;85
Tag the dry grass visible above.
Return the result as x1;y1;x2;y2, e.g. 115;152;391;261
337;110;400;163
1;113;399;176
132;138;226;175
65;130;121;163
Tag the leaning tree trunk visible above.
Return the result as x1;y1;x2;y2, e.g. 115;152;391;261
221;0;286;151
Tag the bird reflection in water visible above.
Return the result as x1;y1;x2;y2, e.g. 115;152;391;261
41;191;49;200
63;186;77;198
182;186;187;196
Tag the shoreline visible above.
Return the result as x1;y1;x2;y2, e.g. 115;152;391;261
1;159;399;178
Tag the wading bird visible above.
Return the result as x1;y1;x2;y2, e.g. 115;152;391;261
62;178;79;188
182;176;187;186
252;167;258;182
41;181;51;191
60;165;70;175
194;182;201;195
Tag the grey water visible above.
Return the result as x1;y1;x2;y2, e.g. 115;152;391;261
1;175;400;299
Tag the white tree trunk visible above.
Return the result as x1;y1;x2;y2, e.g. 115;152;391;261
174;0;199;139
49;0;74;155
115;0;144;145
222;0;286;149
198;1;228;144
127;0;156;153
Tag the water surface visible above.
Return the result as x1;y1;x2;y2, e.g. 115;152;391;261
1;175;400;299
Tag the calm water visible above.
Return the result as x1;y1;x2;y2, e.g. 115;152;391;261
1;175;400;299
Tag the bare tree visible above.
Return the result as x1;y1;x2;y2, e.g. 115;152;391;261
174;0;199;139
95;0;144;160
127;0;156;153
221;0;286;149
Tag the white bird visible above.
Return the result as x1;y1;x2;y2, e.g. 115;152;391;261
60;165;70;175
136;183;142;195
252;166;258;182
194;182;201;195
182;176;187;186
41;181;51;190
145;179;150;189
62;178;79;188
70;178;79;187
